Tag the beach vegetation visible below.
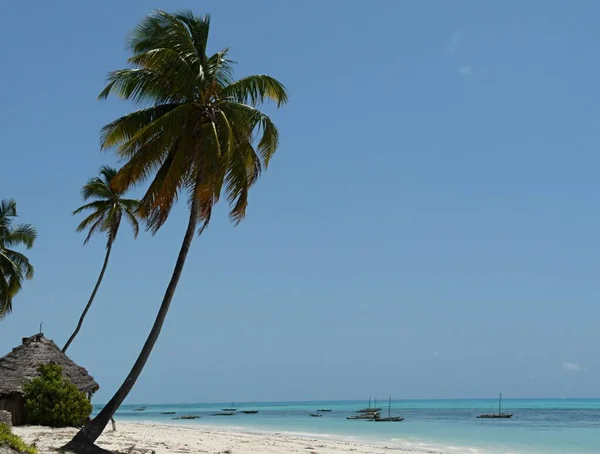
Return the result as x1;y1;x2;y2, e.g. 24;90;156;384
66;9;287;449
23;363;92;428
0;199;36;319
0;423;37;454
62;166;140;353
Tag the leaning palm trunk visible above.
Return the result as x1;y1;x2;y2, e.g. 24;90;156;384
65;192;201;448
62;242;113;353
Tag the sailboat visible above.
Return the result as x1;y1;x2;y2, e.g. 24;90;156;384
477;393;513;419
374;397;404;422
348;397;381;420
221;401;237;412
357;397;381;413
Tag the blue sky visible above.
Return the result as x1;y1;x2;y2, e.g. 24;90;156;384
1;0;599;403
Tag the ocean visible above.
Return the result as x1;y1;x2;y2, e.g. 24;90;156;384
94;399;600;454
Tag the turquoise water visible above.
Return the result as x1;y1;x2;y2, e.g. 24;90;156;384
95;399;600;453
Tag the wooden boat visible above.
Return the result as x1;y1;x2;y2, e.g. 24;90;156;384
374;397;405;422
212;412;236;416
178;415;200;420
221;402;237;411
477;393;513;419
346;411;380;420
310;413;323;417
241;410;259;414
357;397;381;413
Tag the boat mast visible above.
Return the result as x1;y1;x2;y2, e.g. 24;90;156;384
368;396;371;409
499;393;502;415
388;396;391;418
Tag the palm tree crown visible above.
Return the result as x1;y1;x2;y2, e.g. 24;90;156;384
99;9;288;232
0;199;37;318
74;166;140;245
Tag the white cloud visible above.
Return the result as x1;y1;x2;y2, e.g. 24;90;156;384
457;65;472;76
527;374;536;380
562;361;582;372
448;31;461;53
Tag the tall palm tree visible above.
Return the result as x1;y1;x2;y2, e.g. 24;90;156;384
62;166;140;353
0;199;36;318
66;10;287;449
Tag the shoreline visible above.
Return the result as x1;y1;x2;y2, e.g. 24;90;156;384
13;421;442;454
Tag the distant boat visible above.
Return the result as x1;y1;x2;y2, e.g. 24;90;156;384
133;407;146;412
310;413;323;417
221;401;237;411
241;410;259;414
160;412;176;415
477;393;513;419
317;409;332;412
347;411;380;420
178;415;200;420
374;397;405;422
212;412;236;416
346;414;376;420
357;397;381;413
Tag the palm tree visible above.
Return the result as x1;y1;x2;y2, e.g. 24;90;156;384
0;199;36;318
66;10;287;449
62;166;140;353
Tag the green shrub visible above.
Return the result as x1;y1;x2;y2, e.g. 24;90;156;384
0;423;37;454
23;363;92;427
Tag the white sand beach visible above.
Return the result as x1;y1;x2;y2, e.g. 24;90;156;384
13;422;427;454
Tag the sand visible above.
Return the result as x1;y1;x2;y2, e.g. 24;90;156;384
13;422;429;454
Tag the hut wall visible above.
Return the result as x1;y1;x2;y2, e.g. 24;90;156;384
0;394;25;426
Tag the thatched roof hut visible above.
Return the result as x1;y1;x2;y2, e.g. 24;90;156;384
0;333;99;425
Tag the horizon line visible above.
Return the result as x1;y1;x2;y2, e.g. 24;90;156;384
92;396;600;407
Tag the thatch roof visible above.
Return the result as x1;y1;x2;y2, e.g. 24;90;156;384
0;334;99;396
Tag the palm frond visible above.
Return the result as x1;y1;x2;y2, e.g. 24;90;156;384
76;209;105;233
256;114;280;168
101;105;181;152
81;177;113;200
204;49;236;87
123;208;140;238
0;199;35;319
113;103;194;160
72;200;111;216
0;272;13;319
0;199;17;224
83;216;106;245
0;269;20;319
99;166;119;185
222;75;288;107
98;68;185;105
119;198;141;212
129;10;197;68
4;224;37;249
172;11;210;65
3;249;34;279
127;49;197;98
140;139;192;233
